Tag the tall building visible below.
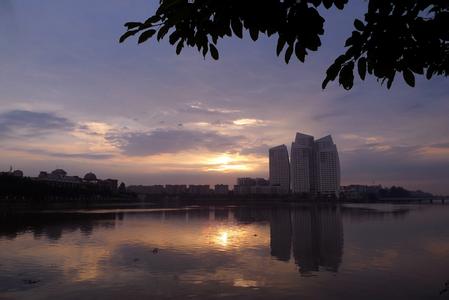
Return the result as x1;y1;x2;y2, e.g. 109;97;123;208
290;133;340;196
291;133;315;194
269;145;290;193
314;135;341;196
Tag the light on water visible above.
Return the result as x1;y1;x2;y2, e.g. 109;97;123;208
1;204;449;299
217;231;229;247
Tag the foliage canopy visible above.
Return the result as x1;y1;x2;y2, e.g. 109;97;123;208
120;0;449;90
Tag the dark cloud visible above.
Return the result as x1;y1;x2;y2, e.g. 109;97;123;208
312;111;343;121
240;144;270;156
107;128;246;156
0;110;74;138
40;151;114;160
7;147;114;160
429;142;449;148
341;144;449;190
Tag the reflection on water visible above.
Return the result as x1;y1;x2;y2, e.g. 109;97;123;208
0;204;448;299
270;207;343;275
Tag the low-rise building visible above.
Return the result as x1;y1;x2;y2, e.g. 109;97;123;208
214;184;229;195
234;177;280;195
188;185;211;195
165;185;188;195
35;169;118;191
237;177;257;187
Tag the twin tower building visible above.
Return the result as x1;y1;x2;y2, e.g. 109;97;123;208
269;133;341;197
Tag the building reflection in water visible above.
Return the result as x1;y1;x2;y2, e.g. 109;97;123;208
270;208;292;262
0;212;122;241
270;206;344;274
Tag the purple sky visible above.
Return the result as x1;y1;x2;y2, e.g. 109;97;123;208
0;1;448;193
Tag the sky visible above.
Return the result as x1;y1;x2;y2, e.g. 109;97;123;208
0;1;448;194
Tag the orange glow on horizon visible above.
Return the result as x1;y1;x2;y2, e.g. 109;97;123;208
204;153;261;173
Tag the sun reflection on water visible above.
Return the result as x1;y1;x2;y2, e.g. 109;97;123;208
217;231;229;246
206;225;261;249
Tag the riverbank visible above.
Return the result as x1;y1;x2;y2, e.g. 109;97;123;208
1;194;445;212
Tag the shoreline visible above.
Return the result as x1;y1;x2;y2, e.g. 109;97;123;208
0;195;445;213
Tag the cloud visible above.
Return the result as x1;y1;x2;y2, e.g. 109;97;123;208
50;152;114;160
341;144;449;188
312;111;343;121
232;119;267;126
8;147;115;160
108;128;246;156
0;110;74;138
239;144;270;156
77;122;115;136
340;133;384;144
427;142;449;149
178;102;240;116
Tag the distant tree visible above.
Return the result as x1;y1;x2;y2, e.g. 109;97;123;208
376;186;411;198
389;186;411;197
120;0;449;90
118;182;127;193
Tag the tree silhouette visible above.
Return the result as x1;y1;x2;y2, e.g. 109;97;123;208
120;0;448;90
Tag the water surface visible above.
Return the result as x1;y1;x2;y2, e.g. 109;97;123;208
1;204;448;299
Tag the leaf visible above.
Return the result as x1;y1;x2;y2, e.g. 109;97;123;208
157;25;170;41
322;78;330;89
386;73;395;89
334;0;347;9
276;36;286;56
249;27;259;41
202;43;208;57
231;18;243;39
138;29;157;44
124;22;142;29
357;57;366;80
426;66;434;80
209;43;219;60
169;31;180;45
285;45;293;64
326;62;342;81
323;0;333;9
119;29;139;43
339;62;354;90
354;19;365;31
295;43;306;62
144;15;161;25
176;40;184;55
344;36;353;47
403;69;415;87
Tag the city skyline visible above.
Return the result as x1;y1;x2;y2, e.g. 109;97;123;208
1;1;449;194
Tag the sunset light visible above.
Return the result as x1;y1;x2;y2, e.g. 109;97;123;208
217;231;229;246
0;1;448;299
205;154;254;172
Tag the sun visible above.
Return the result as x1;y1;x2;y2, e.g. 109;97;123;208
205;154;252;172
208;154;233;165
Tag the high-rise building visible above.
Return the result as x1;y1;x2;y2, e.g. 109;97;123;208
290;132;340;196
269;145;290;193
291;133;315;194
314;135;340;196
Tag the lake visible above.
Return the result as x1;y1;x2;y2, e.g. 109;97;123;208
1;204;448;299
